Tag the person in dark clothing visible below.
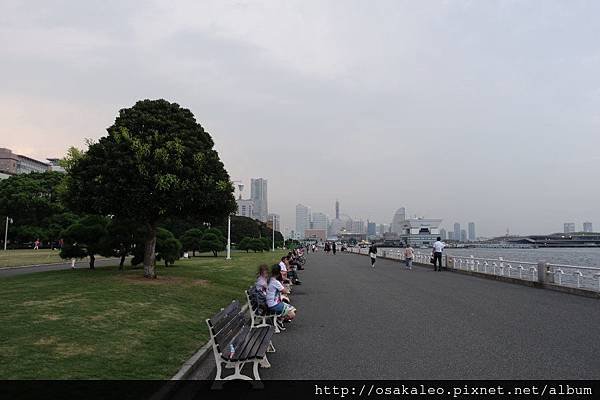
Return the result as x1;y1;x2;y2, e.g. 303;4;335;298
332;242;337;255
368;243;378;268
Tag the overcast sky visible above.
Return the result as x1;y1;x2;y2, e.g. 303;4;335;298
2;0;599;237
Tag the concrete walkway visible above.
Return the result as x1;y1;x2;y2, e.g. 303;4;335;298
0;258;121;277
254;251;600;379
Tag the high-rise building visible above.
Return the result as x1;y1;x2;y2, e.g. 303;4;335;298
367;222;376;236
454;223;461;242
460;229;467;242
391;208;406;233
439;228;447;240
295;204;311;239
564;223;575;234
335;199;340;220
250;178;268;222
267;213;281;232
351;219;365;233
378;224;390;236
468;222;476;241
311;212;328;231
583;222;593;233
236;199;254;218
448;231;454;241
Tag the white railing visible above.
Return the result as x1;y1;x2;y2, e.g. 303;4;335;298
346;247;600;293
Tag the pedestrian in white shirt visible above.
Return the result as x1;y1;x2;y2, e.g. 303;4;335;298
432;237;445;271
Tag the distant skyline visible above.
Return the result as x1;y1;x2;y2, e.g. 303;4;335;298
2;1;599;237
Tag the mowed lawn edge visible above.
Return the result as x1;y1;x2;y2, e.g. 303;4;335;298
0;251;285;379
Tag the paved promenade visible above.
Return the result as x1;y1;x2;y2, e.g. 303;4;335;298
0;258;120;277
258;251;600;379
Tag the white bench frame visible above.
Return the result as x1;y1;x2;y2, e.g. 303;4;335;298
206;304;276;381
245;289;285;334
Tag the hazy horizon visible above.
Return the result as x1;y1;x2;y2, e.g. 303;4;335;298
2;0;599;237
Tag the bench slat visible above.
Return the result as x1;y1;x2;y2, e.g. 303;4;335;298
209;300;241;333
239;326;273;360
214;313;246;352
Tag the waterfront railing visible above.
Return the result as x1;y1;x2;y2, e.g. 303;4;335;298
348;247;600;293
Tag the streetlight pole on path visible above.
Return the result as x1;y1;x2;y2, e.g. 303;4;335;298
226;215;232;260
4;217;13;251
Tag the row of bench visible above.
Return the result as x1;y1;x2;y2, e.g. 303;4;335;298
205;288;285;380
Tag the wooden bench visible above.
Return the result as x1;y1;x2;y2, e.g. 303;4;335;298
245;288;285;334
206;300;275;380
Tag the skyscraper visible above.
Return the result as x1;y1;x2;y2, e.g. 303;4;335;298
250;178;268;222
454;222;461;242
351;219;365;233
391;207;406;233
461;229;467;242
367;222;376;236
335;199;340;219
295;204;311;239
439;228;447;240
564;223;575;234
311;212;328;230
583;222;593;233
468;222;476;241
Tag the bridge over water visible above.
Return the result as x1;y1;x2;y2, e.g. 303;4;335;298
257;251;600;379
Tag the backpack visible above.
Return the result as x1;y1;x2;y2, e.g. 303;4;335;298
248;286;268;316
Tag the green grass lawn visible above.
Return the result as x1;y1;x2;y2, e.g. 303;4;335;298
0;249;65;268
0;251;285;379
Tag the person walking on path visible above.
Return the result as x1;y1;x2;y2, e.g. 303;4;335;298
34;239;40;250
368;243;378;268
432;237;445;271
332;242;337;255
404;245;414;269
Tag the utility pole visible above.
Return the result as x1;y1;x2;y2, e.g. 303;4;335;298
226;215;231;260
4;217;13;251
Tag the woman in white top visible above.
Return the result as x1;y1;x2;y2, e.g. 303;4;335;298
266;264;296;320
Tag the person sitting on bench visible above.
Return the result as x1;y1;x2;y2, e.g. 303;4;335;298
255;264;269;295
267;264;296;321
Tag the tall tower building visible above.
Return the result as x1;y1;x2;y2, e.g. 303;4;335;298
454;222;461;242
295;204;311;239
335;199;340;220
250;178;268;222
583;222;593;233
391;207;406;233
311;212;329;230
468;222;476;241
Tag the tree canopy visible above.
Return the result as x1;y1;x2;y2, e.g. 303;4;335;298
0;171;71;247
64;99;236;277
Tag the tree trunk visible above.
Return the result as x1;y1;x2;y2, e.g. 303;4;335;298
119;254;126;270
89;254;95;269
213;250;217;257
165;259;168;268
192;250;195;257
143;224;157;278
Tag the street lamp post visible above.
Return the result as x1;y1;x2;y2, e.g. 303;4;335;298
4;217;13;251
226;215;232;260
272;214;275;252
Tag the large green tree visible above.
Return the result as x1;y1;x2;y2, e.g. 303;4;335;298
64;99;236;277
0;171;67;246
